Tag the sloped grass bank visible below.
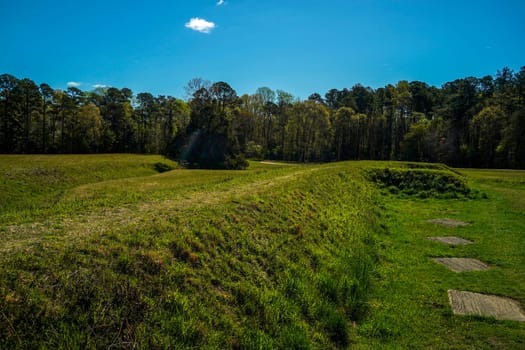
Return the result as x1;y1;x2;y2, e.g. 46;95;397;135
0;154;178;223
0;163;381;349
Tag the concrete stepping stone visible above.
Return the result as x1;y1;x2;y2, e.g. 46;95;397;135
427;218;470;227
448;290;525;322
432;258;489;272
427;236;473;245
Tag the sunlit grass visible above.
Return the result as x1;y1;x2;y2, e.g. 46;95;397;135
0;156;375;348
1;156;523;349
357;167;525;349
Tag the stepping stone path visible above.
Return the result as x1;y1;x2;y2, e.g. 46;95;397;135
448;290;525;322
432;258;488;272
427;218;470;227
425;218;525;322
427;236;472;245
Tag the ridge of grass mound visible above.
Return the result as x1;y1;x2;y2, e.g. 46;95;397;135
0;161;380;349
365;165;481;198
0;154;178;223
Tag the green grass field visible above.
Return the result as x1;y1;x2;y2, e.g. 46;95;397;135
356;168;525;349
0;155;524;349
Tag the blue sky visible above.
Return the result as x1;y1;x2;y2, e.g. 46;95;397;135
1;0;524;99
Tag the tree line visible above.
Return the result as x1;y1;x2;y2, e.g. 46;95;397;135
1;67;524;169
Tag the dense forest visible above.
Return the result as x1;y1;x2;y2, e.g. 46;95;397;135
1;67;524;169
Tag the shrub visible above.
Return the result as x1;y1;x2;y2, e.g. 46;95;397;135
153;162;174;173
366;167;478;199
224;154;249;170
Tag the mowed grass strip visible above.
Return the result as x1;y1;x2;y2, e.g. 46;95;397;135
0;157;380;349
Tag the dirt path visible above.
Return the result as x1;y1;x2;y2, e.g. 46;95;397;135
260;161;294;166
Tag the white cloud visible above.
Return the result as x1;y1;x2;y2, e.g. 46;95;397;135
217;0;225;5
67;81;81;87
93;84;108;88
185;17;216;33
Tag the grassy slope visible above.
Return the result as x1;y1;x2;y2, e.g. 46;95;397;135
0;154;178;224
1;156;524;349
0;157;380;349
